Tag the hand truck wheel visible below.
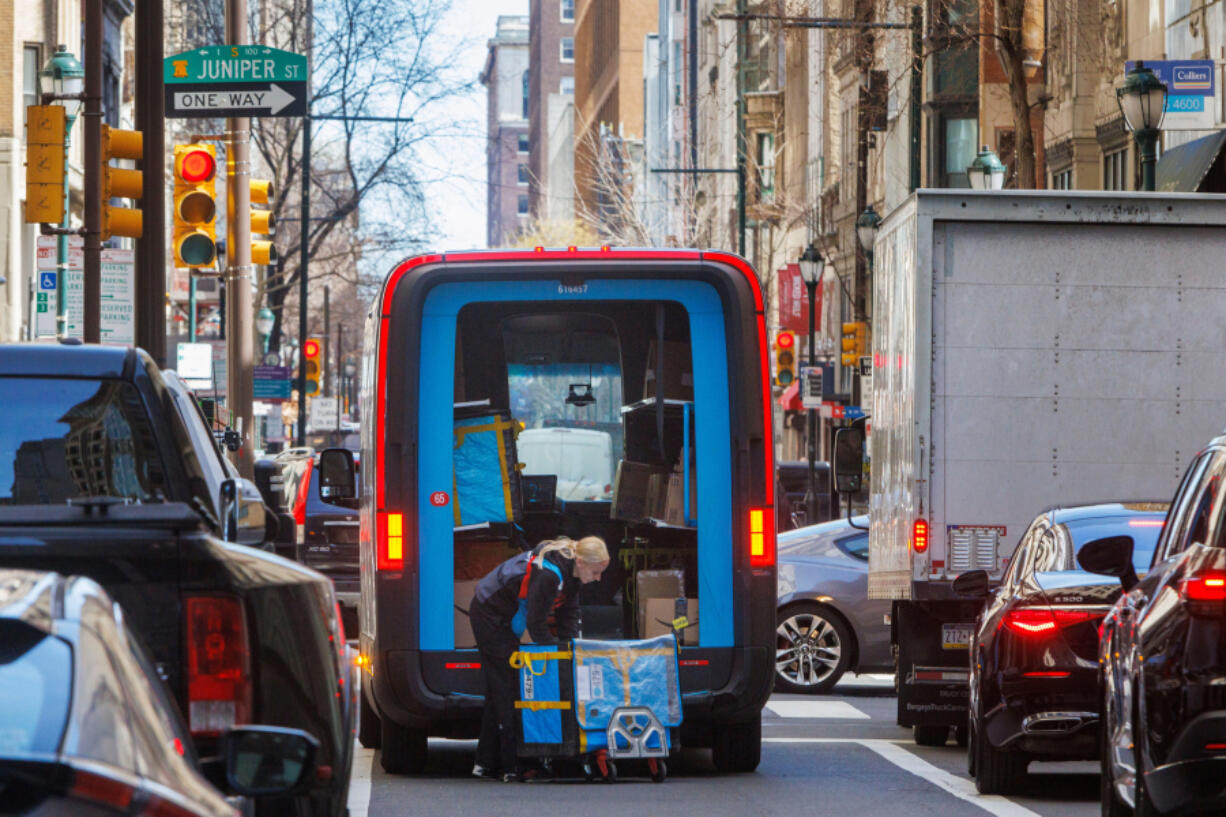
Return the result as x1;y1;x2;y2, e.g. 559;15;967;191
648;758;667;783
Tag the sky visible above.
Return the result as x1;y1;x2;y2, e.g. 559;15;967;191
419;0;528;251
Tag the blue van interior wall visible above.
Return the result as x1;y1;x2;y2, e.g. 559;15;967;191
418;279;734;649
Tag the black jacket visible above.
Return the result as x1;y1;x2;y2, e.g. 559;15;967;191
471;546;581;645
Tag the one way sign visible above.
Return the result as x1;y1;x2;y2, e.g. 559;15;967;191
166;81;306;118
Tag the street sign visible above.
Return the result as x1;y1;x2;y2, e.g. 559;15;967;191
164;45;307;119
1124;60;1216;130
859;356;872;377
801;366;823;410
253;365;292;401
177;342;214;380
35;237;134;344
309;397;339;431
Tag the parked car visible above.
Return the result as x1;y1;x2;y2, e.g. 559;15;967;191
0;343;354;817
1085;438;1226;816
0;569;320;817
260;448;360;634
776;516;892;693
954;502;1168;793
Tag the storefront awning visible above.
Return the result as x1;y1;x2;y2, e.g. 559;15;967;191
1155;130;1226;192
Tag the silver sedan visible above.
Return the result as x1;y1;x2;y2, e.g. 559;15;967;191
776;517;893;693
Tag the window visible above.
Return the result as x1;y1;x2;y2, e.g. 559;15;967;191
675;0;683;10
561;0;574;21
518;163;530;184
835;533;869;561
672;42;683;106
942;117;977;188
1156;452;1214;562
517;194;530;215
1051;168;1072;190
22;45;41;137
522;71;529;119
560;37;574;62
1103;147;1127;191
518;134;530;153
756;132;775;200
561;76;574;95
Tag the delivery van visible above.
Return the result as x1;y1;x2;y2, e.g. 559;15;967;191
357;248;776;774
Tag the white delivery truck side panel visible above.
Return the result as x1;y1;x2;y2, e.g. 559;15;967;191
868;190;1226;736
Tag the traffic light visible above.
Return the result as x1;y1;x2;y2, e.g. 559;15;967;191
774;330;797;387
841;321;868;367
173;144;218;268
303;337;322;397
250;179;277;266
101;124;143;239
24;105;66;224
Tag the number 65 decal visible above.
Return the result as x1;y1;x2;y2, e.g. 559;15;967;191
430;491;450;507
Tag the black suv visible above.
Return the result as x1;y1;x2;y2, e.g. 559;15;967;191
1087;434;1226;816
0;344;354;817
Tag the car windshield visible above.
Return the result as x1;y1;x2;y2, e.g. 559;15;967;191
1038;515;1166;572
0;378;166;504
0;623;71;757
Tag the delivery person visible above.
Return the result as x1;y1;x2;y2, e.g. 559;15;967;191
469;536;610;782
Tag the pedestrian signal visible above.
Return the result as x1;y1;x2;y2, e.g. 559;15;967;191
774;331;797;388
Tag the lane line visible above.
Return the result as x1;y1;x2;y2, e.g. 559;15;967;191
859;739;1044;817
766;700;871;719
765;737;909;744
347;743;374;817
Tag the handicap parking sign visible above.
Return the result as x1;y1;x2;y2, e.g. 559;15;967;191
39;272;56;290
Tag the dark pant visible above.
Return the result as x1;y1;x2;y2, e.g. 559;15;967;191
472;606;520;773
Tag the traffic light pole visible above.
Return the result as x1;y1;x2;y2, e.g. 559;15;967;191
134;0;166;362
83;0;102;343
226;0;255;477
296;116;310;447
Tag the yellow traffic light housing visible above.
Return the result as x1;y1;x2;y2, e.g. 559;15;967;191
101;125;143;239
24;105;66;224
173;144;217;268
303;337;322;397
250;179;277;266
841;321;868;367
774;330;797;388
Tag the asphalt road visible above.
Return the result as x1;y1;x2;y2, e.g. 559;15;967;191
349;675;1101;817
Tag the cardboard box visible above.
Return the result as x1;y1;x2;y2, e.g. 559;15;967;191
635;569;683;636
644;598;700;645
455;540;519;581
644;340;695;401
454;580;480;648
663;468;697;527
611;461;668;521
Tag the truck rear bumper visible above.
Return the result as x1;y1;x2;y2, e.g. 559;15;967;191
895;600;980;728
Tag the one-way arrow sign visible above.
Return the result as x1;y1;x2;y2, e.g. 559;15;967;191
166;81;306;119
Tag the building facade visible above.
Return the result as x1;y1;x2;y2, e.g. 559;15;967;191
528;0;576;224
481;15;531;247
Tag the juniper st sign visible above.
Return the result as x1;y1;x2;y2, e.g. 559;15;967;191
164;45;307;118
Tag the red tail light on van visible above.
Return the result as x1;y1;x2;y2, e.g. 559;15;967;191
912;519;929;553
749;508;774;567
185;595;251;735
377;511;405;571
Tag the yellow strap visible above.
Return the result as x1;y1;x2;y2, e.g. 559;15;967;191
514;700;571;711
454;419;517;448
509;650;572;675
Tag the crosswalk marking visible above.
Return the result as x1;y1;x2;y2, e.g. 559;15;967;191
766;700;871;720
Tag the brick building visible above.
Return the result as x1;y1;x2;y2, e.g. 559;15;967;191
480;15;530;247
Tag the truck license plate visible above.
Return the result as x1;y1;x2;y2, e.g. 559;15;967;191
942;623;974;650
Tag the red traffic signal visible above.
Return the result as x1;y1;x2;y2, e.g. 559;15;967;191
776;331;795;349
179;148;216;183
303;338;321;359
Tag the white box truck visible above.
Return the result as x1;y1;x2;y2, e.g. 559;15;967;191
859;190;1226;744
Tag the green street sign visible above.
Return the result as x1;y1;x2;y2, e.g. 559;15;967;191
165;45;306;84
164;45;307;119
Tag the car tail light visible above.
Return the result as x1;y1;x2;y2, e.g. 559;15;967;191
912;519;929;553
377;511;405;571
1183;570;1226;615
749;508;774;567
71;768;136;810
185;595;252;735
1003;607;1102;637
1022;671;1071;678
292;459;314;527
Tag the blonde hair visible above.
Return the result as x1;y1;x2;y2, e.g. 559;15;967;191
535;535;609;565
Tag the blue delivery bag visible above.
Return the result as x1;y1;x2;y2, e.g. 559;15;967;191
453;410;522;526
571;635;682;755
512;644;578;758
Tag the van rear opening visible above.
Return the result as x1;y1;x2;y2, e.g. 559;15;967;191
361;250;775;774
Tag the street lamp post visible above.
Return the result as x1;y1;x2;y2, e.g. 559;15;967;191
40;46;85;341
966;146;1007;191
1117;62;1168;192
798;243;825;524
856;206;882;266
255;308;275;355
343;358;358;420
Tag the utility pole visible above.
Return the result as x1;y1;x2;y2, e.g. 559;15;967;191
296;118;310;447
135;0;166;361
323;284;330;396
83;0;102;343
226;0;255;477
735;0;748;258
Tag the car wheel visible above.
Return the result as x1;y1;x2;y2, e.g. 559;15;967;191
974;726;1027;795
775;604;853;694
1100;719;1130;817
1131;696;1157;817
380;718;428;774
913;724;949;746
711;715;762;773
967;717;977;777
358;683;381;750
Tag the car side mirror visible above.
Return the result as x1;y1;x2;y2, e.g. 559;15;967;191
833;427;864;494
1077;535;1139;592
951;569;991;597
318;448;357;501
223;725;319;798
